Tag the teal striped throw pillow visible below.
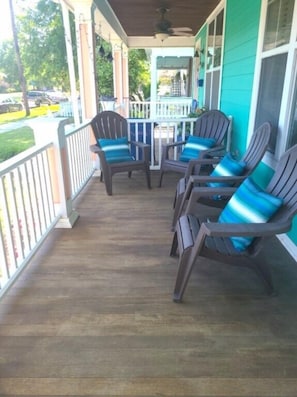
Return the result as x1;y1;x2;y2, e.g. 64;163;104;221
218;178;283;251
207;153;246;187
179;135;216;162
98;137;134;163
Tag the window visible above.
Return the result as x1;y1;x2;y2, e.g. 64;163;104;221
253;0;296;156
205;8;224;110
254;53;287;152
263;0;294;50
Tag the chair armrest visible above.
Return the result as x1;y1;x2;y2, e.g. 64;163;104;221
130;141;150;162
203;144;225;156
189;174;246;186
130;141;150;149
185;157;221;179
181;175;243;214
90;144;101;153
90;144;107;163
162;141;186;149
161;140;186;160
199;219;293;238
184;186;237;214
186;175;246;195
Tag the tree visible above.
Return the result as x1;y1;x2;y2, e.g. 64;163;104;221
1;0;150;103
95;38;114;98
17;0;75;90
8;0;29;115
128;49;150;100
95;41;150;102
0;41;20;92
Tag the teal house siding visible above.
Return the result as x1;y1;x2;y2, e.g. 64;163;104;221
196;0;297;253
220;0;261;157
220;0;297;249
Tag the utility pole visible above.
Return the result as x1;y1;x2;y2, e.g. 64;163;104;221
8;0;30;116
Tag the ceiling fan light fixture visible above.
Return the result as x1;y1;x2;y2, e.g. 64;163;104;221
155;32;169;42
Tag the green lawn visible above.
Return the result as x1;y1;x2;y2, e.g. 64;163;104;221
0;104;60;125
0;127;35;163
0;104;60;163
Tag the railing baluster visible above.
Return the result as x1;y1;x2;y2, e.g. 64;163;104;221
0;176;17;274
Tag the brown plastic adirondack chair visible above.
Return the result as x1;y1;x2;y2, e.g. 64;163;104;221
171;122;272;230
170;144;297;303
158;110;230;187
90;111;151;195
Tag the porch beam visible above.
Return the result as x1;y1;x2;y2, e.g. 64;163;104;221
113;43;129;117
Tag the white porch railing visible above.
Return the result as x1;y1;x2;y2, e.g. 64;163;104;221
59;98;193;120
65;122;94;199
129;98;193;119
0;143;59;297
0;114;209;298
0;118;94;298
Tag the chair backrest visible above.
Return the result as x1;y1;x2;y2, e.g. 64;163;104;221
250;144;297;254
241;122;271;176
194;109;230;145
91;111;128;141
267;144;297;222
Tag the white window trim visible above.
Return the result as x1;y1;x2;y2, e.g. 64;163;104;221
248;0;297;169
204;0;226;109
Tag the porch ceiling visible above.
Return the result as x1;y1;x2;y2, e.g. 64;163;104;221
93;0;221;48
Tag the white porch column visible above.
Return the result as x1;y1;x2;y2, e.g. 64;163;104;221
72;0;98;121
60;1;80;125
113;43;129;117
150;51;158;119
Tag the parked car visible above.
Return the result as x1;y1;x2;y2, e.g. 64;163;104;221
0;97;23;114
26;91;53;107
46;91;69;103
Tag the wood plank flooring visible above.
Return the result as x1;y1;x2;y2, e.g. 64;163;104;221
1;171;297;396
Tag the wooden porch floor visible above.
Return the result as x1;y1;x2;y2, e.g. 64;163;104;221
1;171;297;396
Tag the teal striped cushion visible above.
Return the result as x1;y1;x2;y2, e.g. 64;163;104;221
179;135;216;162
207;153;246;187
218;178;283;251
98;137;134;163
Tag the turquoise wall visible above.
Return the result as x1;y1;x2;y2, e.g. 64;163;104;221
195;0;297;250
220;0;261;157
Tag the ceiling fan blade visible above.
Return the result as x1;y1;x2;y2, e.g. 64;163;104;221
154;7;193;37
171;27;192;32
171;31;193;37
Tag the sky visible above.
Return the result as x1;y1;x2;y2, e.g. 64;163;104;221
0;0;13;42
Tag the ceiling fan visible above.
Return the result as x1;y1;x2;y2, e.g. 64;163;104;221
155;7;193;41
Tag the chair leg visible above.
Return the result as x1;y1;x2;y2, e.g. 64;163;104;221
145;166;151;189
170;231;178;257
104;174;113;195
158;170;164;187
171;178;188;231
173;248;195;303
173;189;177;209
172;191;184;231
